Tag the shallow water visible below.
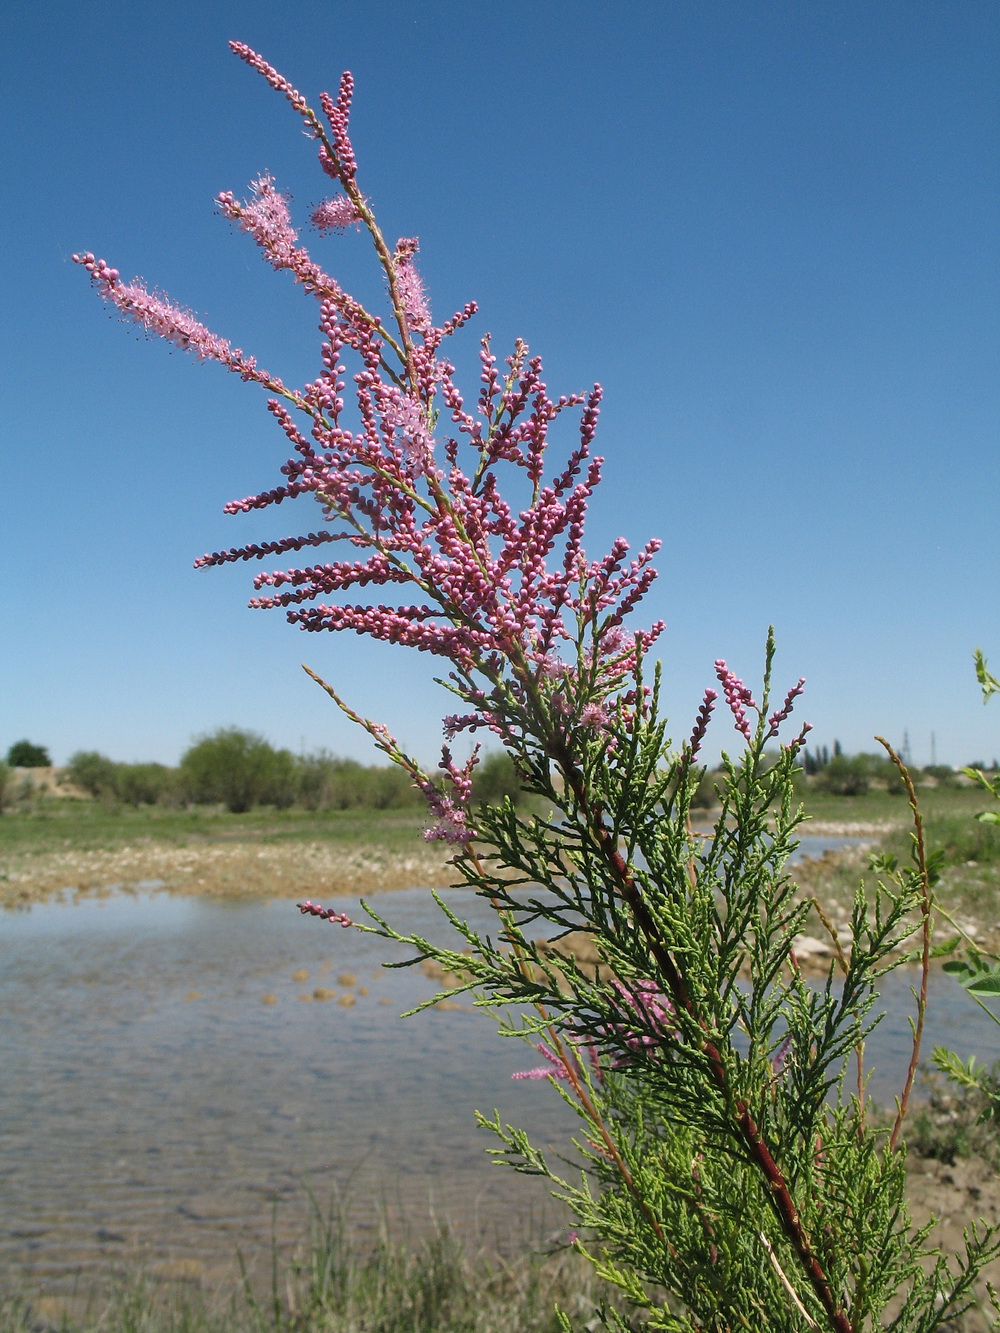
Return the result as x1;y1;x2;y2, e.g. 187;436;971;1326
1;855;997;1288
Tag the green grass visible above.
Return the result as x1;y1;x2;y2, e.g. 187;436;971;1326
881;809;1000;867
0;800;433;859
907;1066;1000;1170
789;783;1000;946
0;1214;632;1333
798;783;993;828
2;784;995;883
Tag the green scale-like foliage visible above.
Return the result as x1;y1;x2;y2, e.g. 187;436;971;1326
363;646;1000;1332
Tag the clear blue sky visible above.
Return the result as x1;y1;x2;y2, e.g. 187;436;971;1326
3;1;998;769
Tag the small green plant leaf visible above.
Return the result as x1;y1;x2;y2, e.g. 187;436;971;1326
942;959;978;981
930;935;962;958
966;968;1000;996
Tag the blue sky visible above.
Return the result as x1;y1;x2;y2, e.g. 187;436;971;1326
3;1;998;769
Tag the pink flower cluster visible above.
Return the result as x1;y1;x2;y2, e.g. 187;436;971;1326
714;661;759;742
766;678;806;740
713;659;809;752
78;44;808;845
72;255;235;364
416;747;479;845
611;978;675;1058
512;978;675;1084
687;688;718;759
513;1035;603;1083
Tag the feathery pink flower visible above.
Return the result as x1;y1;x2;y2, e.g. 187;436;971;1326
512;1042;573;1081
392;238;431;334
610;979;675;1058
219;174;299;267
311;195;362;232
72;254;233;363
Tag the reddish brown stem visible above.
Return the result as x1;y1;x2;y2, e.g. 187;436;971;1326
550;739;854;1333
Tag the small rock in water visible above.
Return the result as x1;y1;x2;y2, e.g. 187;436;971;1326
792;935;832;959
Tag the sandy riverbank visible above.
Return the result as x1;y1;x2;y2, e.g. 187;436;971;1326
0;838;455;907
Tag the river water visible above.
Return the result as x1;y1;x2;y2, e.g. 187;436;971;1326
2;839;998;1290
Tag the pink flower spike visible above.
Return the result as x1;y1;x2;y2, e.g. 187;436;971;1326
606;979;674;1063
221;174;299;267
772;1033;793;1076
312;195;362;233
782;721;813;756
229;41;309;113
392;237;431;334
766;678;806;740
297;900;353;927
73;254;233;363
713;660;757;742
512;1042;571;1081
687;688;717;759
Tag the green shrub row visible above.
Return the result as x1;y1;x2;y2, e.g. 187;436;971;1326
59;732;525;815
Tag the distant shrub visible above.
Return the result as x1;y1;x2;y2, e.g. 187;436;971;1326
5;739;50;767
295;751;341;810
115;762;178;807
67;750;119;798
180;728;297;813
296;752;418;810
0;762;11;814
812;750;903;796
472;751;525;808
364;764;417;809
812;754;870;796
690;767;723;810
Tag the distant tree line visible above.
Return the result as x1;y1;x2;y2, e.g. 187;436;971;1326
9;729;993;815
687;741;992;808
58;729;525;815
801;741;998;796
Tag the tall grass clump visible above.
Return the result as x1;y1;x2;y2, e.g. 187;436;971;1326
75;44;1000;1331
0;1217;621;1333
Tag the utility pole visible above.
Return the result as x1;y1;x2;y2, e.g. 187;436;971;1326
902;730;912;766
931;732;936;768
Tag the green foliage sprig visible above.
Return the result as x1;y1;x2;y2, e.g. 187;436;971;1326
930;649;1000;1133
351;647;1000;1331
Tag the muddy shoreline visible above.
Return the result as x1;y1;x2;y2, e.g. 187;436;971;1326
0;818;888;908
0;838;455;907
